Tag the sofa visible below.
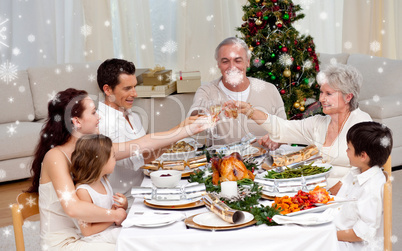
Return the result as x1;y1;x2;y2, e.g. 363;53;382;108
1;53;401;183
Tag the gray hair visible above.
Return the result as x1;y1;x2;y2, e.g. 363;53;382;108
214;37;251;61
316;64;362;111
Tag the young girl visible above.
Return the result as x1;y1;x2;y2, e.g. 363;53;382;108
71;134;128;244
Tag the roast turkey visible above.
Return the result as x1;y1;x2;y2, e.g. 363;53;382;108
211;152;255;185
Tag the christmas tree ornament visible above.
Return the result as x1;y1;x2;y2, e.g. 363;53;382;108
256;41;260;46
256;0;260;2
280;89;286;95
283;13;290;20
291;82;296;86
294;40;298;45
303;78;309;84
300;100;305;106
281;47;288;52
283;69;291;77
270;75;276;81
261;59;265;64
270;53;276;58
293;102;300;108
268;72;273;76
276;23;283;28
279;45;282;49
263;16;268;20
256;19;263;25
272;0;277;3
249;46;254;51
296;65;301;71
307;47;312;52
256;11;262;17
242;15;247;21
299;106;305;112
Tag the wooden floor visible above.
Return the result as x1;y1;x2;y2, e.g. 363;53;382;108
0;178;39;228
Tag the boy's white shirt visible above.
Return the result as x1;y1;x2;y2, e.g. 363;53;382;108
334;165;385;244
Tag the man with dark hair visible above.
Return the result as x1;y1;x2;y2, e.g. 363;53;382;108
97;58;149;207
335;121;392;249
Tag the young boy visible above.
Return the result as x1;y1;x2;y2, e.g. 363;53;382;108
334;121;393;250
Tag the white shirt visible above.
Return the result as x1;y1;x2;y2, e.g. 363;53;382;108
335;166;385;249
98;101;146;196
218;80;250;102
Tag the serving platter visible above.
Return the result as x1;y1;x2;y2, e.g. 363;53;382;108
283;202;341;217
143;198;204;210
185;213;256;231
159;138;197;161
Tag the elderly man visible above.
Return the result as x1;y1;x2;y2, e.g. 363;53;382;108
189;37;286;148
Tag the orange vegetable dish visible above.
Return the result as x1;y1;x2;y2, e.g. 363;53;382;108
272;186;334;215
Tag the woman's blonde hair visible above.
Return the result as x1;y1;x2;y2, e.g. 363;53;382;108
71;134;113;185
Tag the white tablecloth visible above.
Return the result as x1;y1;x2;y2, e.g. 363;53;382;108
117;177;340;251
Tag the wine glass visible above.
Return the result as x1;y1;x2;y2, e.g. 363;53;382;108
206;99;223;146
225;95;255;143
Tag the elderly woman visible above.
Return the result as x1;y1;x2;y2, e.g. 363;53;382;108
226;64;372;193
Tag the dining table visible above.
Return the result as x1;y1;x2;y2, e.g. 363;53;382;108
116;176;340;251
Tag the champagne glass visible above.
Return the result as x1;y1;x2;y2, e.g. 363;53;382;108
225;95;255;143
206;99;223;146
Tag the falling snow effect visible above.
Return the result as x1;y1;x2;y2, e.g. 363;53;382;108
279;54;293;66
0;60;18;84
88;74;96;82
253;58;262;67
316;72;328;84
0;18;9;48
2;227;11;237
27;34;35;42
380;136;391;148
225;68;244;87
57;186;76;207
0;169;6;180
7;124;17;136
303;60;312;69
209;67;218;76
161;40;178;54
48;91;60;105
344;41;352;50
26;195;37;207
372;95;380;102
206;15;214;21
370;40;381;53
252;80;266;92
8;97;14;103
81;24;92;37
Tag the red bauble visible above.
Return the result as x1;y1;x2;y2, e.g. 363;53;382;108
307;47;312;52
256;11;262;17
291;82;296;86
296;66;301;71
272;0;277;2
274;6;280;11
277;23;282;28
294;40;298;45
249;22;255;28
256;41;260;46
281;47;288;52
280;89;286;94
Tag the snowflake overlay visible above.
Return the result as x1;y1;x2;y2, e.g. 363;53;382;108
48;91;60;104
0;18;9;48
380;136;391;148
370;40;381;53
0;169;6;180
7;124;17;136
161;40;178;54
57;186;76;207
0;60;18;84
279;54;293;67
252;80;266;92
26;195;37;207
81;24;92;37
88;74;96;82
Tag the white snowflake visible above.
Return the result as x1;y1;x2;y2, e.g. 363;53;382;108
329;58;338;65
65;65;73;72
106;209;112;215
391;235;398;244
181;0;187;7
12;47;21;56
225;68;244;87
0;18;9;48
88;74;96;82
206;15;214;21
303;60;312;69
372;95;380;102
252;81;266;92
364;236;383;251
370;40;381;52
378;67;383;73
42;244;49;250
159;25;165;30
209;67;218;76
8;97;14;103
161;40;178;54
279;54;293;67
141;44;146;50
253;58;262;67
165;72;173;82
344;41;353;50
298;0;315;9
0;169;6;180
104;20;110;27
57;185;76;207
157;75;163;82
0;60;18;84
19;86;25;92
319;12;328;20
26;195;37;207
2;227;11;237
7;124;17;136
380;136;391;148
78;220;88;228
48;91;60;105
55;68;61;74
27;34;35;42
316;72;328;84
81;24;92;37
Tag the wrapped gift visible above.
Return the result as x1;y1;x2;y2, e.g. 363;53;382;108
135;68;150;84
176;71;201;93
142;65;172;86
135;82;177;97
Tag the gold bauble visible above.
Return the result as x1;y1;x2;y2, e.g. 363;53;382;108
262;1;267;6
293;102;300;109
300;101;305;106
255;19;263;25
242;15;247;21
299;106;305;112
256;0;260;2
249;46;254;51
283;69;291;78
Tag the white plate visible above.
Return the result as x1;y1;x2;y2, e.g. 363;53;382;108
131;220;177;228
284;203;341;216
193;211;254;227
145;197;201;206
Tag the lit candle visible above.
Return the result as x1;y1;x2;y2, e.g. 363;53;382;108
221;181;238;198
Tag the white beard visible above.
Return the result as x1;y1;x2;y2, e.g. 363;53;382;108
224;68;244;87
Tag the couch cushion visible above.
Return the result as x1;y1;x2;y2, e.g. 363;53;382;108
28;61;102;120
0;122;43;161
0;70;36;123
347;54;402;101
359;94;402;119
318;53;350;68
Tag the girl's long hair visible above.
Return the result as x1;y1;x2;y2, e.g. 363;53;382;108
27;88;88;193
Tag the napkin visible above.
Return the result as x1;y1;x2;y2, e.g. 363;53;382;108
122;212;185;227
272;209;335;225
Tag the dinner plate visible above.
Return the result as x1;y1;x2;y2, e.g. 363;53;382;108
145;197;201;206
159;138;197;161
144;198;204;210
193;211;254;228
130;219;178;228
185;213;256;231
282;202;341;217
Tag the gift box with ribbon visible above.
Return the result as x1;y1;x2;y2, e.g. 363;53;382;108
143;65;172;86
176;71;201;93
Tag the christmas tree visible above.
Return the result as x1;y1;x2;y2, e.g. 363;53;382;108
237;0;321;119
